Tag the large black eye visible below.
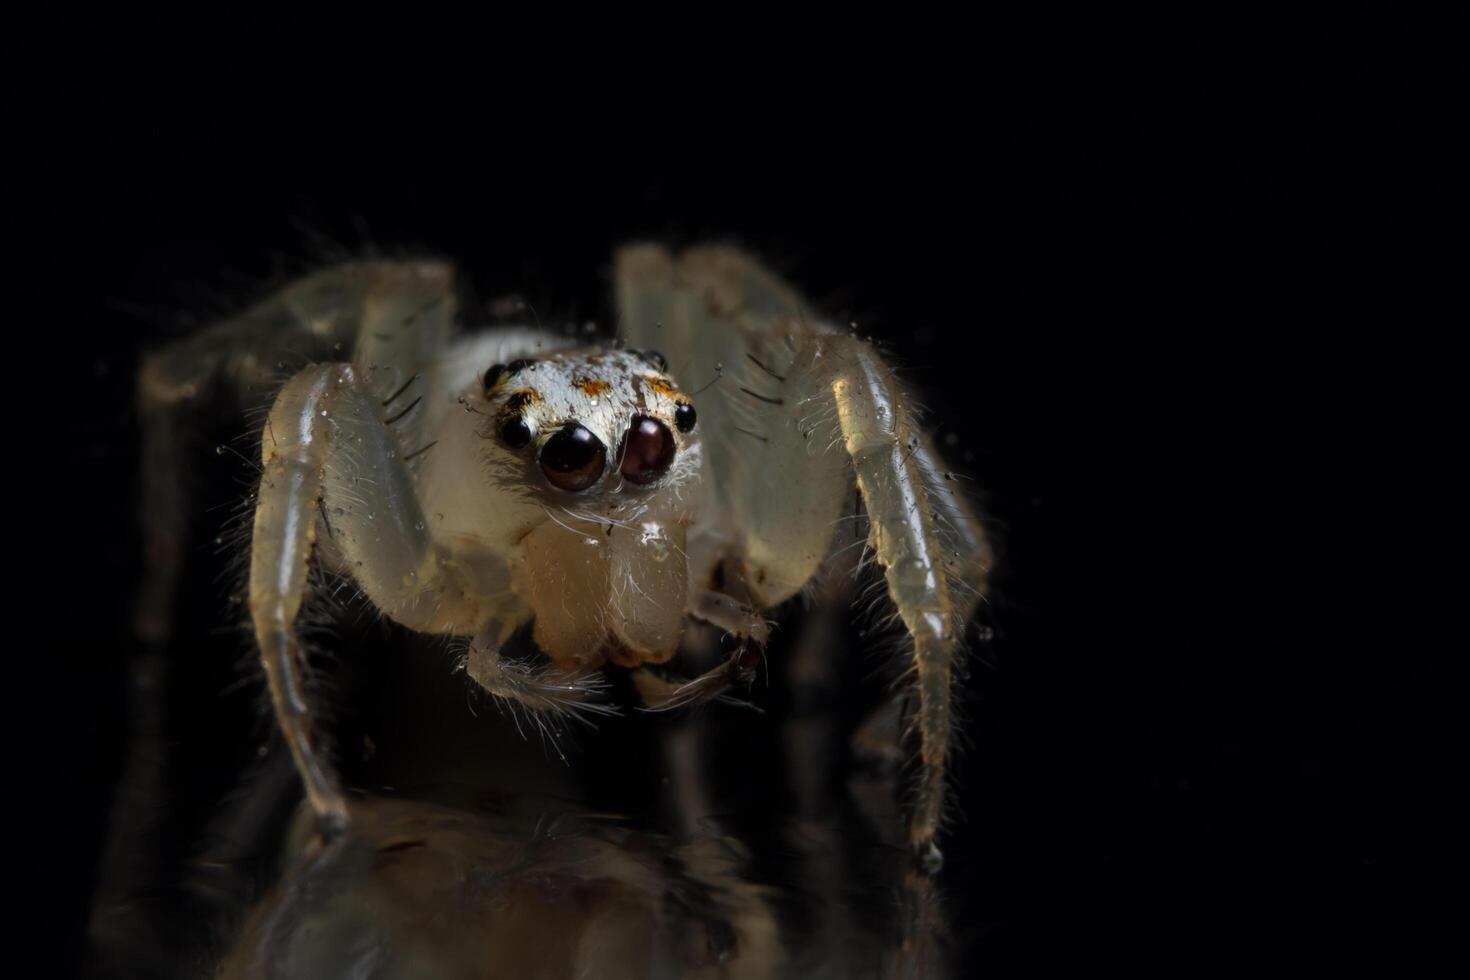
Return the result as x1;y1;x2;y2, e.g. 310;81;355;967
539;423;607;492
617;415;676;485
674;401;697;433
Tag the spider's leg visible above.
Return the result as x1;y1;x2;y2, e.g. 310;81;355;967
137;260;455;645
715;318;988;871
826;341;990;872
619;245;993;866
774;337;983;979
614;243;812;527
614;242;804;390
95;262;458;957
250;361;479;837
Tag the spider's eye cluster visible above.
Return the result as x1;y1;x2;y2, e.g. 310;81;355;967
489;354;691;492
540;423;607;492
618;415;676;485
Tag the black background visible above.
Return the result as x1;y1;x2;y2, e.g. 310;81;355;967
14;10;1464;976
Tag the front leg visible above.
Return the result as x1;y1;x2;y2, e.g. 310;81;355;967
727;325;989;873
250;363;479;837
827;340;989;872
139;260;455;645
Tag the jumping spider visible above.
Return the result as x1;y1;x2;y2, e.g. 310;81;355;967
138;244;991;874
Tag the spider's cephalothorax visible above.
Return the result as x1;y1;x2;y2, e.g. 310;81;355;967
464;349;706;671
138;245;991;884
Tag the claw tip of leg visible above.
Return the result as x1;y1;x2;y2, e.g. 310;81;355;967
317;806;350;840
914;839;944;875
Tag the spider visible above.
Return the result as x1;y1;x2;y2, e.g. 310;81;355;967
137;244;991;875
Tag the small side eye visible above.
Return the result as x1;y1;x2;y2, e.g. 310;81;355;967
540;423;607;492
633;349;668;372
674;401;697;433
499;416;533;449
483;358;537;392
618;415;676;485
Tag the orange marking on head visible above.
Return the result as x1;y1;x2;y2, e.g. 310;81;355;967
575;378;610;397
512;386;543;405
641;375;680;400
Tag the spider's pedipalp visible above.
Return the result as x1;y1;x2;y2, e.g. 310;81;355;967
463;630;619;727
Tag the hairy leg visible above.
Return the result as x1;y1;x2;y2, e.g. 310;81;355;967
96;262;459;956
250;362;480;836
622;246;990;868
613;243;812;528
616;244;993;879
137;260;454;643
826;338;989;871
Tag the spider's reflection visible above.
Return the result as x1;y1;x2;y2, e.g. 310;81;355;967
222;797;780;979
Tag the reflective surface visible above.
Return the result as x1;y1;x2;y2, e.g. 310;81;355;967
220;798;782;980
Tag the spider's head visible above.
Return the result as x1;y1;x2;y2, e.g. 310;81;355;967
480;348;700;503
479;347;702;669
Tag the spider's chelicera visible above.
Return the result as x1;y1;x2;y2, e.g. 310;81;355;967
138;244;992;875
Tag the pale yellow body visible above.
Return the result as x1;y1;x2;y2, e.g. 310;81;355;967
141;245;990;873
